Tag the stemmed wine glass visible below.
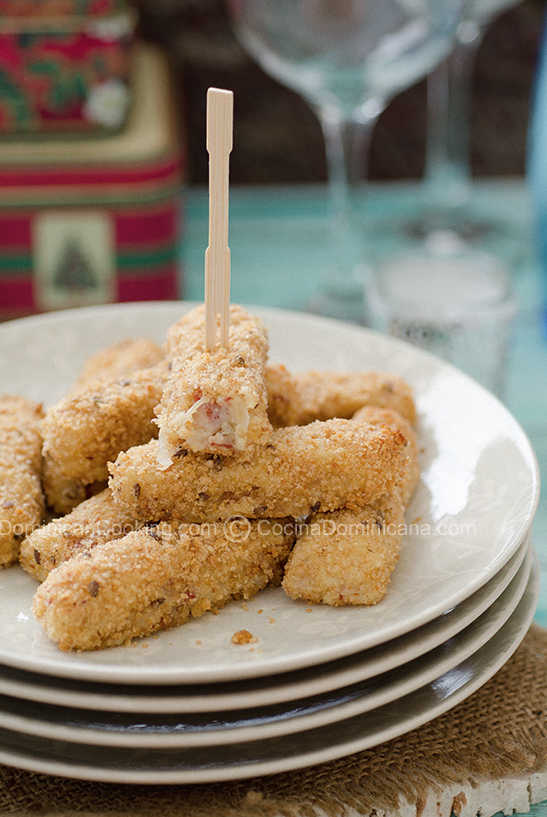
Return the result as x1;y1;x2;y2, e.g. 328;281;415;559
414;0;524;243
226;0;464;323
363;0;521;397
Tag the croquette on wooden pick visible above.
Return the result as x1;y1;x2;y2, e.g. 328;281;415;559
155;303;272;467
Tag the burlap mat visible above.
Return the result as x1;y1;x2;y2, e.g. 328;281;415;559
2;624;547;817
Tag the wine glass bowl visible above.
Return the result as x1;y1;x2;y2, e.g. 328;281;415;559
231;1;460;119
226;0;464;323
364;0;523;396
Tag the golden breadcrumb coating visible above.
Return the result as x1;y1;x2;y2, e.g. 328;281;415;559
73;337;165;387
109;418;409;523
33;517;295;651
155;304;272;466
282;407;420;608
351;405;420;506
0;395;45;568
41;337;165;515
265;365;416;427
19;489;140;582
282;494;405;607
41;359;168;514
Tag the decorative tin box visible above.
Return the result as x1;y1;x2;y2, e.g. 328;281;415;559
0;1;127;16
0;42;184;320
0;4;136;134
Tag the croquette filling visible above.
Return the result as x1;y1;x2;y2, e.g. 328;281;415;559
157;394;252;467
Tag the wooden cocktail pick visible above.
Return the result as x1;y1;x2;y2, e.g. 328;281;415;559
204;87;233;351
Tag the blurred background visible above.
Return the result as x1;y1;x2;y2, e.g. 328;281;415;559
0;0;545;321
136;0;545;187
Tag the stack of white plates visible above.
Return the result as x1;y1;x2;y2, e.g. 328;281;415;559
0;303;540;784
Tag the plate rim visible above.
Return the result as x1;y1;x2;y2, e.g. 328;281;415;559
0;543;533;749
0;532;531;714
0;301;540;684
0;552;538;784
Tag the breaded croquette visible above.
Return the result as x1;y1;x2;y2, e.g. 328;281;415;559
0;395;45;568
109;418;409;523
282;407;420;608
19;489;140;582
265;365;416;428
352;405;420;506
33;517;295;651
282;494;405;607
155;304;272;466
73;337;165;388
41;359;168;514
41;337;165;515
42;337;165;513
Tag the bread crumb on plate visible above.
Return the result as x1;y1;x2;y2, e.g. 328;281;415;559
231;629;257;645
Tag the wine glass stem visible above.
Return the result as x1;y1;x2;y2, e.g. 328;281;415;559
424;33;483;214
319;109;377;291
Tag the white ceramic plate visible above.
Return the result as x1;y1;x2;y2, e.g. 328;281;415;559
0;544;533;750
0;303;540;684
0;532;530;714
0;556;538;783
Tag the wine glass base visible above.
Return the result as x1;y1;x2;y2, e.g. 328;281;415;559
365;243;516;398
371;202;527;272
404;212;492;244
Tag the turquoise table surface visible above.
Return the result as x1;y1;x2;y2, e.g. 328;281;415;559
181;179;547;628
